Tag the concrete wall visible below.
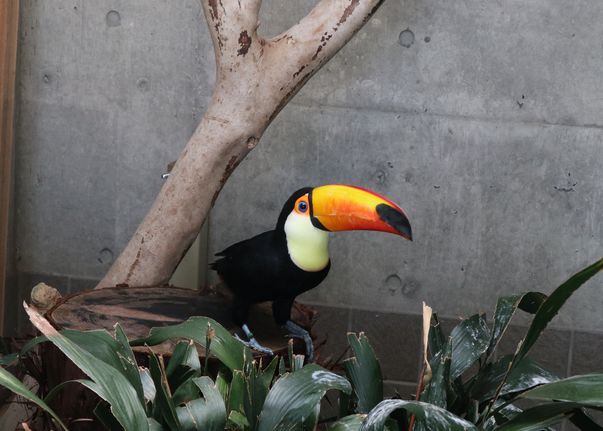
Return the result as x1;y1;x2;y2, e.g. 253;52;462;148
10;0;214;333
10;0;603;384
212;0;603;331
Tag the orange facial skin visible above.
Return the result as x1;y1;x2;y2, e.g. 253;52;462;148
293;194;311;216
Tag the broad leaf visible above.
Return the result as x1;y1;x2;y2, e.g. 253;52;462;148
521;374;603;406
515;258;603;363
450;314;490;379
344;333;383;413
25;304;149;431
140;367;157;404
0;366;68;430
132;316;248;372
244;356;280;430
257;364;351;431
177;376;227;431
486;293;547;358
149;351;181;430
328;414;366;430
421;337;452;408
61;325;145;407
472;355;558;402
228;409;251;429
172;378;202;406
360;399;477;431
495;402;585;431
166;341;202;390
484;402;523;430
228;370;246;417
215;369;229;404
0;353;18;366
428;314;447;358
569;410;603;430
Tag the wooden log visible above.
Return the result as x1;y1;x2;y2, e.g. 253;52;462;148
46;285;313;356
42;286;315;428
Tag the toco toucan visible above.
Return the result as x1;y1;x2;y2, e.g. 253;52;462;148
211;184;412;360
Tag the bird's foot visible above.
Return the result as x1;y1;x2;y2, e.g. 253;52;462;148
234;333;274;356
283;320;314;362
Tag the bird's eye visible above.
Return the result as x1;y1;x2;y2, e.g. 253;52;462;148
298;201;308;213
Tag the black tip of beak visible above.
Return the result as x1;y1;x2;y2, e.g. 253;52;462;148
376;204;413;241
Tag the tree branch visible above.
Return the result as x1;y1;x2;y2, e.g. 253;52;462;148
96;0;386;289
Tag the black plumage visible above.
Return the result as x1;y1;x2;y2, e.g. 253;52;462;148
211;188;330;327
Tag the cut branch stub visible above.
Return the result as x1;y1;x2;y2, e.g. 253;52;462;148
97;0;387;289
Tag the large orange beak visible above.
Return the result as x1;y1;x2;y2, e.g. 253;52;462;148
310;184;412;240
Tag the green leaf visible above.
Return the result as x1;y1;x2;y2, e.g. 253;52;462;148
472;355;558;402
149;351;181;430
25;303;149;431
328;414;366;430
569;409;603;430
0;353;18;366
486;293;547;358
172;379;201;406
228;370;246;416
344;333;383;413
62;326;145;407
176;376;227;431
292;354;305;372
428;314;447;358
484;402;523;430
360;399;477;431
132;317;248;372
278;356;286;376
521;374;603;406
148;417;165;430
515;258;603;363
257;364;352;431
140;367;157;404
94;400;125;431
0;366;68;431
228;409;250;429
245;356;279;429
215;369;230;404
495;402;584;431
450;314;490;379
166;341;201;388
421;337;452;408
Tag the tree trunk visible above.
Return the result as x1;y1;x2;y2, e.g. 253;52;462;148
97;0;386;289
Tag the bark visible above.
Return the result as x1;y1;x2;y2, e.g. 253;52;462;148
96;0;386;289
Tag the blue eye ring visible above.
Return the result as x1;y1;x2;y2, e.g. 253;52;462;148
298;201;308;213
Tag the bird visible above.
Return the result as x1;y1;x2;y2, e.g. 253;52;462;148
211;184;412;360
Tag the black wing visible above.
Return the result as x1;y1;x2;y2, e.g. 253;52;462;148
211;229;330;303
211;230;290;302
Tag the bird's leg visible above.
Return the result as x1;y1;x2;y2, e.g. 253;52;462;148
234;323;274;356
232;299;273;356
283;320;314;362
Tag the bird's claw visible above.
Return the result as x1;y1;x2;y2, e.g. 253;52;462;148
234;333;274;356
283;321;314;362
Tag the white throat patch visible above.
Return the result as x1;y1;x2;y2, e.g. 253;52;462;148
284;211;330;272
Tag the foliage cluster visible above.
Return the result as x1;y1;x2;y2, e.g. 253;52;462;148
0;258;601;430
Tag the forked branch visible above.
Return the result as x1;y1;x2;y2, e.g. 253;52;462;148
96;0;386;289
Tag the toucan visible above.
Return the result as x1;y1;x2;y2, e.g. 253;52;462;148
211;184;412;360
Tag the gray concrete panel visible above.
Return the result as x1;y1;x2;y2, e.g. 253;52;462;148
12;1;603;336
15;0;214;278
264;0;603;128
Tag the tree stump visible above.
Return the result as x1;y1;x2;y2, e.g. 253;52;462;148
41;285;315;429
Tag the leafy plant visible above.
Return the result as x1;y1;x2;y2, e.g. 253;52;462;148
0;258;601;431
3;304;351;430
328;257;603;431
